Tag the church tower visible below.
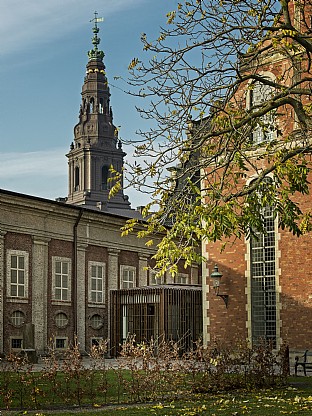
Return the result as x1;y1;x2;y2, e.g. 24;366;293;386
66;13;131;211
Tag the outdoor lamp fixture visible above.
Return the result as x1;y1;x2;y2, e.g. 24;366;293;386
210;264;229;308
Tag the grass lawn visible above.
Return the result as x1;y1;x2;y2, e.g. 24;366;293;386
3;376;312;416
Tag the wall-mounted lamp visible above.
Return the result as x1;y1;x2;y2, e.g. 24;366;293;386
210;264;229;308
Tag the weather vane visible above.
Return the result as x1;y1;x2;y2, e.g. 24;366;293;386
90;11;104;26
88;11;104;61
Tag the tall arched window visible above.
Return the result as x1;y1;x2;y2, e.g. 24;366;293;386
248;76;276;145
101;165;109;190
99;98;104;114
250;178;277;347
90;98;94;113
74;166;80;191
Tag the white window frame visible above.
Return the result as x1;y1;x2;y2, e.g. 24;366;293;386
120;266;136;289
7;250;29;299
52;257;71;303
175;273;189;285
88;261;105;304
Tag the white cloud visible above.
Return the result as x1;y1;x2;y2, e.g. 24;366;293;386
0;0;144;56
0;149;67;178
0;149;150;206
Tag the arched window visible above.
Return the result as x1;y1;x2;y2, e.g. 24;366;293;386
74;166;80;191
248;76;276;145
250;178;277;347
99;98;104;114
90;98;94;113
101;165;109;190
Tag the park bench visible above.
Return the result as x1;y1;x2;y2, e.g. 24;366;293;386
295;350;312;376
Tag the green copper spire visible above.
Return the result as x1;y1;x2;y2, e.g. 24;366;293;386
88;11;105;61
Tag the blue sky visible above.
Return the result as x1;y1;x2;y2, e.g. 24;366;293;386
0;0;177;209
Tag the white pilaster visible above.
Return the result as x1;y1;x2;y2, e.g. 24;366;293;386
107;249;120;347
76;243;87;351
190;263;199;285
32;237;50;354
0;231;7;353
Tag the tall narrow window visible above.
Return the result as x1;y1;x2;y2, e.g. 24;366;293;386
90;98;94;113
250;205;276;347
249;78;275;145
7;250;29;299
89;262;105;303
99;98;104;114
74;166;80;191
52;257;71;302
101;165;109;190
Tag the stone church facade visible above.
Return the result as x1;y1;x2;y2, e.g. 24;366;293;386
0;17;201;356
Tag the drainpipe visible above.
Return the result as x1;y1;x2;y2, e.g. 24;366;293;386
73;208;83;339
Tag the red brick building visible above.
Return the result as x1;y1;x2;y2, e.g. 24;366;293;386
202;0;312;357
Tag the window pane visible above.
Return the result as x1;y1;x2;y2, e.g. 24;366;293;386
63;276;68;287
11;255;17;268
11;285;17;297
55;288;61;299
62;262;68;274
55;275;61;287
18;286;24;297
18;271;24;284
11;270;17;283
18;256;24;269
55;261;61;274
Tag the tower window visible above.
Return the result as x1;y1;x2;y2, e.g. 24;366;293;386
102;165;109;190
99;99;104;114
90;98;94;113
75;166;80;191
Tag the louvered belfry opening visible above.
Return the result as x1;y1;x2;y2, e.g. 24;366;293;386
110;285;202;356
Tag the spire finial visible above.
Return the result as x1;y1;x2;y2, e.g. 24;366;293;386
88;11;104;61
